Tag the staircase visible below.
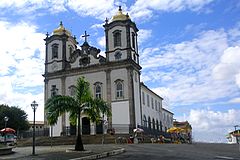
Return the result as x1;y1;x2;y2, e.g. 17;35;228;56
17;134;118;147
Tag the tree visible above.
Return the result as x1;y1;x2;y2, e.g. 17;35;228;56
0;104;29;132
45;77;111;151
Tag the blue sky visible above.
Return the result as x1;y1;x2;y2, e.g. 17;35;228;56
0;0;240;143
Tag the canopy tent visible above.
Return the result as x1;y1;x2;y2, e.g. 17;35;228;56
0;128;16;133
167;127;184;133
133;128;144;133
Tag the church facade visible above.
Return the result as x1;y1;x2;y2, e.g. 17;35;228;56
43;7;173;137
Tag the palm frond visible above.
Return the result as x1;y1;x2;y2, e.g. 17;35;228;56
45;95;77;125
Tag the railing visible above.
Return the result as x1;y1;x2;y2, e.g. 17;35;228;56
19;128;49;138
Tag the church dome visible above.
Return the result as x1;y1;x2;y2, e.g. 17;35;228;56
53;21;71;36
111;6;130;22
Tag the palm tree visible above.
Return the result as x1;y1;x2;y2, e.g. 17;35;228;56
45;77;111;151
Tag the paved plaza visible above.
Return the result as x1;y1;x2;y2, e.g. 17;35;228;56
0;143;239;160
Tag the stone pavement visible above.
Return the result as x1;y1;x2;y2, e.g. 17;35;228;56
0;144;125;160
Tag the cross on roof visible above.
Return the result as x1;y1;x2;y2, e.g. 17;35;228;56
82;31;90;42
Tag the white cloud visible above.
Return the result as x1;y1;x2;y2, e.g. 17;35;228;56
138;29;152;45
0;20;45;121
0;0;66;14
229;97;240;103
140;27;240;106
97;36;106;49
213;46;240;84
91;23;104;29
67;0;115;20
176;108;240;143
130;0;214;21
0;0;214;22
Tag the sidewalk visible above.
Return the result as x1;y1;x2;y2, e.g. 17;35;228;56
0;144;125;160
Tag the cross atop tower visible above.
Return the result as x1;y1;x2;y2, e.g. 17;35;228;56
82;31;90;43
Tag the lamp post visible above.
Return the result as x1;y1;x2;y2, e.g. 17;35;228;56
4;116;9;145
31;100;38;155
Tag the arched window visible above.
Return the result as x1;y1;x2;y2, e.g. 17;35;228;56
52;44;59;59
94;83;102;99
132;32;135;49
148;116;151;130
152;118;155;130
143;115;147;127
113;30;121;47
156;120;159;131
160;121;163;132
115;80;123;98
142;92;145;105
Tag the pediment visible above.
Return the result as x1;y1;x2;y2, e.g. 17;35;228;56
69;42;106;68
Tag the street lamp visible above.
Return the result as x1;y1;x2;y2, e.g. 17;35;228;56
4;116;9;145
31;100;38;155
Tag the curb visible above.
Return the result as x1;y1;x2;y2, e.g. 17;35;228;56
69;148;125;160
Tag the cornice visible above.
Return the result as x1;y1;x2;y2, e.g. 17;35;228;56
43;59;141;80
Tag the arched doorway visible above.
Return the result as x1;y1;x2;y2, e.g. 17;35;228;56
96;121;103;134
82;117;90;135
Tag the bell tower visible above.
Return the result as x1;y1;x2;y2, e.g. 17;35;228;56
44;21;78;73
104;7;142;132
43;22;78;134
103;6;139;64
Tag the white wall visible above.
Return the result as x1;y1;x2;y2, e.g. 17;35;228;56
111;100;129;124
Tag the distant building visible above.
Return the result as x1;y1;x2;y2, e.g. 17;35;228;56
226;130;240;144
28;121;44;131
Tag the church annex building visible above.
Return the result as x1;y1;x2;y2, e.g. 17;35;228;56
43;7;174;137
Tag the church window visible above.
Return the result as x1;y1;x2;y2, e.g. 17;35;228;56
52;44;59;59
68;85;76;97
113;30;121;47
142;92;145;105
132;32;135;49
155;100;157;111
156;120;159;131
158;101;161;111
148;116;151;129
151;97;154;109
114;51;122;60
51;85;58;97
143;115;147;127
167;115;169;125
94;82;102;99
116;80;123;98
160;121;163;131
147;94;150;107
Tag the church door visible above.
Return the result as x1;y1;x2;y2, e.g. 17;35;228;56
82;117;90;135
96;121;103;134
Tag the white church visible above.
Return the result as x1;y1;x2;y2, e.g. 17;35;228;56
43;7;173;137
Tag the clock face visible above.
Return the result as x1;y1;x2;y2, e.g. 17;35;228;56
51;62;58;71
